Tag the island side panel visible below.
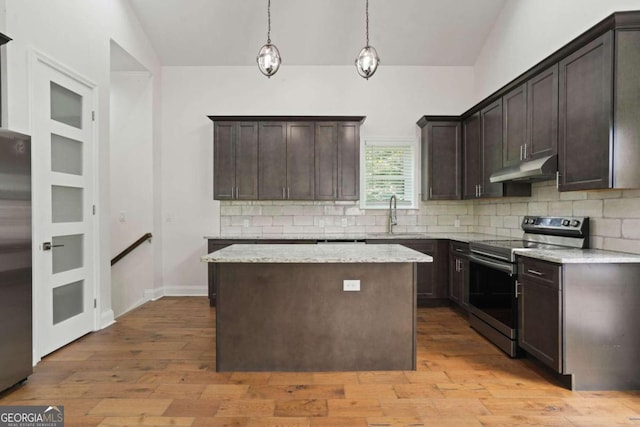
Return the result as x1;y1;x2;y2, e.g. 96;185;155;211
216;262;416;372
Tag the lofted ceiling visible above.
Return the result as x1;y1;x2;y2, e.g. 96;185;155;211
129;0;507;66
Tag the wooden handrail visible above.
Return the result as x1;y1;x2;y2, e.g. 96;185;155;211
111;233;152;266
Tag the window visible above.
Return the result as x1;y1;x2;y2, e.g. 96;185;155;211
361;138;417;209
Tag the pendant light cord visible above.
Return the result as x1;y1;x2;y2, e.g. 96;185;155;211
365;0;370;47
267;0;272;44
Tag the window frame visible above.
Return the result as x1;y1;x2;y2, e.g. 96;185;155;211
360;136;419;210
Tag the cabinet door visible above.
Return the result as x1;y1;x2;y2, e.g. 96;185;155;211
559;31;613;191
463;112;481;199
286;122;315;200
235;122;259;200
460;257;470;310
518;277;562;372
527;64;558;160
337;122;360;201
315;122;338;200
213;123;235;200
518;257;562;372
503;84;527;167
258;122;287;199
423;121;462;200
481;98;504;198
449;255;462;305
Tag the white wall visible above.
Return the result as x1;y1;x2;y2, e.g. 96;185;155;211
161;65;475;294
110;71;156;317
473;0;640;102
4;0;162;329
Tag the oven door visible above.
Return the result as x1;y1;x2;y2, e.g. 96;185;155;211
468;253;519;356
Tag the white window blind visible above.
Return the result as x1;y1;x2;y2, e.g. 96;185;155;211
363;142;415;208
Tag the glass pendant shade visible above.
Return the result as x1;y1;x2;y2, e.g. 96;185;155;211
355;45;380;79
257;43;281;78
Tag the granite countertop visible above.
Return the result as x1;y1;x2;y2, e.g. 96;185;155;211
515;248;640;264
203;232;510;243
202;243;434;263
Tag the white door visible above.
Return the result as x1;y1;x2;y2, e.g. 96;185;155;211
32;54;96;357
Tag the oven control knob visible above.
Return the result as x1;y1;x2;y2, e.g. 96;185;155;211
570;219;581;227
562;219;570;226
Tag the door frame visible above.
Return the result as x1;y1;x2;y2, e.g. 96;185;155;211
28;49;101;363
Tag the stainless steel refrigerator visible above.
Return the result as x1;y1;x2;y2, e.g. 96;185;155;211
0;129;32;392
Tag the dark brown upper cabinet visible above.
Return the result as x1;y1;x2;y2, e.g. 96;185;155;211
213;122;258;200
558;32;613;191
527;64;559;160
336;122;360;200
502;84;527;168
559;29;640;191
210;116;364;201
258;122;288;199
481;99;504;198
286;122;315;200
463;112;481;199
419;118;462;200
313;121;361;201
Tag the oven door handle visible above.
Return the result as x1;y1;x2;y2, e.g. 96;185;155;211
469;254;516;275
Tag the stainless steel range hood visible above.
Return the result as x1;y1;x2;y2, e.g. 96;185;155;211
489;154;558;183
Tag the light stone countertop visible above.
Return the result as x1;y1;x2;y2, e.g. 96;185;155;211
515;248;640;264
203;232;510;243
202;243;434;263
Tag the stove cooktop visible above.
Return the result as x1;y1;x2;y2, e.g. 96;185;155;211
469;239;568;262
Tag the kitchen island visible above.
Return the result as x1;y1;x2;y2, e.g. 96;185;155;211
202;243;432;372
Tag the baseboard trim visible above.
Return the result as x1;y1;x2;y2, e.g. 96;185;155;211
144;287;164;301
100;309;115;329
163;286;207;297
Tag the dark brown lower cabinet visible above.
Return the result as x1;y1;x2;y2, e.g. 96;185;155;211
449;241;469;311
518;257;562;372
517;256;640;390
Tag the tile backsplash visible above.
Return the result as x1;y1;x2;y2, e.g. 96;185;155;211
219;181;640;254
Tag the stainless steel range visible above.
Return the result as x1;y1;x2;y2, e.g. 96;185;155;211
468;216;589;357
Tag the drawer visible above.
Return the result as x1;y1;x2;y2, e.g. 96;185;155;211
519;256;561;289
450;241;469;256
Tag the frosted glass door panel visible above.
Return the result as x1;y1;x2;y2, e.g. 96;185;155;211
51;134;83;175
52;185;83;223
50;82;82;129
52;280;84;324
52;234;83;274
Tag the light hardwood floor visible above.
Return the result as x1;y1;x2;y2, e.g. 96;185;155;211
1;297;639;427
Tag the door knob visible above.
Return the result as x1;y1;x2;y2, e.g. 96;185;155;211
42;242;64;251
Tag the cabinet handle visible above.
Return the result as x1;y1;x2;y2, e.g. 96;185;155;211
520;145;524;160
478;185;482;197
231;187;235;199
556;171;560;189
235;187;239;199
282;187;286;199
455;248;464;253
524;144;528;159
527;269;544;276
429;187;433;199
287;187;290;199
515;280;521;298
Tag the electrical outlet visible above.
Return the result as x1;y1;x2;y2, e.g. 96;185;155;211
454;218;460;228
343;279;360;291
243;219;250;228
119;211;126;223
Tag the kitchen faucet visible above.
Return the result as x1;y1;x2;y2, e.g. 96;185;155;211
388;194;398;234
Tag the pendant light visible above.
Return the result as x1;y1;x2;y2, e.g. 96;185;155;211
355;0;380;79
257;0;281;78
